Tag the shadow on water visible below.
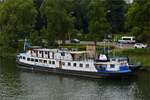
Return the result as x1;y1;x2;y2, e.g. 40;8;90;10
0;57;150;100
0;57;26;100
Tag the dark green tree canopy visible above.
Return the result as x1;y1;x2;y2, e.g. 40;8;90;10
40;0;74;45
105;0;126;33
88;0;110;41
126;0;150;42
0;0;37;48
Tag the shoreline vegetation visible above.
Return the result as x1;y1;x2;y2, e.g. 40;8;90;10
110;48;150;68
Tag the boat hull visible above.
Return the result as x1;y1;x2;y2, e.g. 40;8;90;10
129;63;142;72
16;61;133;78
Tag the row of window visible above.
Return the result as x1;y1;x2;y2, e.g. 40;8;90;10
20;56;55;64
32;51;50;55
20;56;26;60
96;64;115;69
20;56;90;68
65;62;89;68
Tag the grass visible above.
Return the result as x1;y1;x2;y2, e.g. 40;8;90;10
110;48;150;68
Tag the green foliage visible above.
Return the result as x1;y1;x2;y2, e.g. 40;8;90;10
71;0;90;33
0;0;149;53
104;0;126;33
30;31;42;46
126;0;150;42
87;0;110;41
0;0;37;49
40;0;74;46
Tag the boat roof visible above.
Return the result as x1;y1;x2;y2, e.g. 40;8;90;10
31;48;58;52
122;36;135;38
28;48;88;54
110;57;128;60
70;51;88;54
95;61;119;64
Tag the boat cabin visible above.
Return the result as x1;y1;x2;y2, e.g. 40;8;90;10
25;48;91;61
26;48;56;59
70;51;89;61
110;57;129;65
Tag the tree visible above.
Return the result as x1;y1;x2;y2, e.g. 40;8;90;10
40;0;74;46
126;0;150;42
33;0;46;33
87;0;110;42
71;0;90;33
0;0;37;48
105;0;126;33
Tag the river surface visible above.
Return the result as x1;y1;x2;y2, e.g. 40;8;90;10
0;57;150;100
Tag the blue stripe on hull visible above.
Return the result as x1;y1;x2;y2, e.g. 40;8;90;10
97;70;131;74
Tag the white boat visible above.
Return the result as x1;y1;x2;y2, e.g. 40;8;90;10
16;47;140;78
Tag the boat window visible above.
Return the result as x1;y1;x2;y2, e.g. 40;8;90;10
44;60;47;63
79;64;83;67
39;51;42;54
52;61;55;64
31;58;34;61
45;52;47;54
122;38;131;40
39;59;42;63
102;64;107;67
49;61;51;64
110;64;115;68
112;58;116;61
68;62;71;66
35;59;38;62
86;64;89;68
20;56;22;59
118;59;122;62
27;58;30;61
73;63;76;67
61;52;65;56
23;57;26;60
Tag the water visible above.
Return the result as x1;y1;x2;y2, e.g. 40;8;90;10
0;57;150;100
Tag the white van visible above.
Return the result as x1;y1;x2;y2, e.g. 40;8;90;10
118;36;136;44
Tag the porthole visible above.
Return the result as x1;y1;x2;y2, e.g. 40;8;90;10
27;58;30;61
68;62;71;66
31;58;34;61
52;61;55;64
44;60;47;63
86;64;89;68
73;63;76;67
49;61;51;64
23;57;25;60
79;64;83;67
35;59;38;62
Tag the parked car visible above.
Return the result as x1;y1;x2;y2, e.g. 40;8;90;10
103;39;112;43
134;43;147;48
118;36;136;44
70;39;80;43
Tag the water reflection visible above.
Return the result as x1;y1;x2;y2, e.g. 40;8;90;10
0;57;150;100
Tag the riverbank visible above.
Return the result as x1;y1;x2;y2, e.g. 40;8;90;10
110;48;150;68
